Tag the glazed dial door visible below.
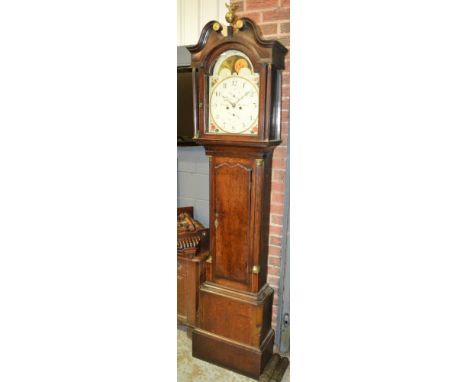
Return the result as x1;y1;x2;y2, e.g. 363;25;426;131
208;50;260;135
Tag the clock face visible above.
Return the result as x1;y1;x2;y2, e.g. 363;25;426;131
208;50;259;135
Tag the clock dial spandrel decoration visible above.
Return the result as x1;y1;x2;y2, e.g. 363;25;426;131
208;50;260;135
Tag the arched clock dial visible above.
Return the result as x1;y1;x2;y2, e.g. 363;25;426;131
208;49;259;135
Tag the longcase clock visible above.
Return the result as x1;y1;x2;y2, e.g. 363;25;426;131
187;10;287;379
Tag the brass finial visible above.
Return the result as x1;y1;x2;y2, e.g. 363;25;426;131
222;3;244;32
225;3;237;25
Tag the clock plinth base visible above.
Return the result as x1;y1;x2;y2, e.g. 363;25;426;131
192;328;274;379
192;283;275;378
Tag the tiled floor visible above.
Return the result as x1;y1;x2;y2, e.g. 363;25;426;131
177;328;290;382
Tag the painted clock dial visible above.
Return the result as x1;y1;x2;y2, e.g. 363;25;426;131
208;50;259;135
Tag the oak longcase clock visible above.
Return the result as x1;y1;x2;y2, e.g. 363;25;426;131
187;11;287;380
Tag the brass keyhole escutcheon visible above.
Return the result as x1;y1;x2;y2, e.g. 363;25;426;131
214;212;219;229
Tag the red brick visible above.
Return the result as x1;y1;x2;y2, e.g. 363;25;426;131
269;242;281;251
272;169;285;183
269;224;283;236
270;235;282;246
276;143;286;151
272;156;286;167
268;274;280;284
269;245;282;256
271;192;284;205
272;158;286;168
246;0;279;10
231;1;245;12
271;181;285;194
280;22;290;33
258;23;278;36
273;156;286;167
270;214;283;226
238;11;262;23
282;73;289;84
273;145;287;157
282;85;290;97
275;148;286;158
269;266;281;276
271;203;284;215
268;256;281;267
263;8;290;22
281;0;290;6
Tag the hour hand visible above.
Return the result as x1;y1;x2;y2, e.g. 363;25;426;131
222;96;236;107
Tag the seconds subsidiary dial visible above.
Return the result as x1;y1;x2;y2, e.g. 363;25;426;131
209;76;259;134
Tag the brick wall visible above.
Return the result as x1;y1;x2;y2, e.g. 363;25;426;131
232;0;290;329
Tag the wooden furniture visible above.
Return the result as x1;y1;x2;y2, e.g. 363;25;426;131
187;8;287;379
177;207;210;331
177;65;197;146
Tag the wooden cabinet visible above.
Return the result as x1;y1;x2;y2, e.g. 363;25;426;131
177;253;208;329
177;207;210;330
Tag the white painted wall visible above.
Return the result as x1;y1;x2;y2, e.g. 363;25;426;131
177;147;210;226
177;0;225;226
177;0;226;46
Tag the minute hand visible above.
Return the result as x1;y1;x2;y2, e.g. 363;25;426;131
234;91;251;106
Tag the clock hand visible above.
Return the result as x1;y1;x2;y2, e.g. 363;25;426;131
233;91;250;106
222;96;236;107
